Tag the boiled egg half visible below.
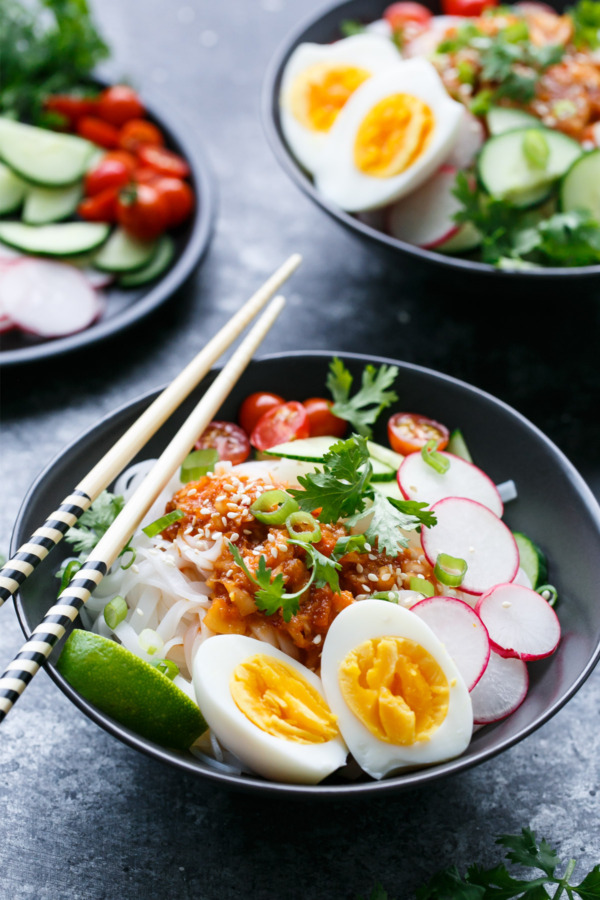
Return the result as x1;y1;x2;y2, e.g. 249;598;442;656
192;635;348;784
321;599;473;780
314;58;465;211
279;33;402;175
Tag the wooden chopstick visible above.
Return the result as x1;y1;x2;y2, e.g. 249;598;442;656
0;253;301;610
0;295;286;722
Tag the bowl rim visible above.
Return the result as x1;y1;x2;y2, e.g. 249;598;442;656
11;349;600;797
261;0;600;279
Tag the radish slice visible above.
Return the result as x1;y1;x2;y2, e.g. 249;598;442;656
0;259;101;337
411;596;490;691
421;497;519;595
398;451;503;516
475;582;561;661
514;567;533;589
387;166;461;249
469;650;529;724
445;111;485;169
79;267;115;290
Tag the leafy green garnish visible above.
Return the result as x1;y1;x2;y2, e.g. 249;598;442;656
228;543;307;622
569;0;600;48
0;0;109;124
327;358;399;438
290;435;373;523
64;491;124;554
340;18;366;36
345;494;433;558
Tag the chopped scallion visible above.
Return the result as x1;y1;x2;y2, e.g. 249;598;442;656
537;583;558;607
409;576;435;597
285;511;321;543
58;559;83;595
522;129;550;169
151;658;179;679
103;595;128;629
142;509;184;538
250;490;299;525
421;439;450;474
180;448;218;483
434;553;468;587
372;591;400;603
139;628;164;656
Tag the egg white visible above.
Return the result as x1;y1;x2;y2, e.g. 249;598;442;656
320;599;473;780
314;58;465;211
192;634;348;784
279;33;402;174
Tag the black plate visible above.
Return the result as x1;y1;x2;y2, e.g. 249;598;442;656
11;351;600;797
0;99;217;366
262;0;600;280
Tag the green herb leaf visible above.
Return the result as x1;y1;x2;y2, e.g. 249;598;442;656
574;865;600;899
289;435;373;523
340;18;366;36
64;491;124;554
227;542;309;622
332;533;368;560
497;829;559;877
289;539;342;592
327;358;399;438
568;0;600;48
345;493;414;557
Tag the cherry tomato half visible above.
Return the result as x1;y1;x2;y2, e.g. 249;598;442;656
441;0;497;15
77;187;119;223
44;94;98;128
238;392;286;436
152;177;195;227
97;85;145;126
302;397;347;438
137;145;190;179
116;183;170;241
195;421;250;466
119;119;164;152
76;116;121;149
250;401;310;451
102;150;138;176
84;158;131;197
383;2;432;28
387;412;450;455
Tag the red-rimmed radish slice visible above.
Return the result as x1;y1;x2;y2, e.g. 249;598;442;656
475;582;561;661
421;497;519;595
411;596;490;691
445;111;485;170
513;567;533;589
469;650;529;724
79;267;114;290
398;451;503;515
0;313;15;333
387;166;461;249
0;259;101;337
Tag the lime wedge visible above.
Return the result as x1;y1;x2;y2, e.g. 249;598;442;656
57;629;207;751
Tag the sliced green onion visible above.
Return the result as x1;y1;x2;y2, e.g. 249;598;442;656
119;544;136;570
503;19;529;42
151;658;180;679
537;584;558;607
372;591;400;604
409;576;435;597
103;595;128;629
457;59;476;85
469;88;494;116
58;559;83;595
285;511;321;543
434;553;468;587
139;628;164;656
180;448;218;483
522;129;549;169
142;509;184;538
250;490;299;525
421;439;450;474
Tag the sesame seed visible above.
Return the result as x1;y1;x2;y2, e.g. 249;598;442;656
216;494;227;502
230;533;239;542
244;529;252;535
501;601;512;608
227;502;237;510
268;533;276;542
362;584;371;593
221;516;227;527
211;532;220;540
364;543;372;552
136;608;144;616
356;563;364;573
381;571;392;581
187;488;197;497
313;635;322;645
227;511;238;519
277;544;287;553
369;554;377;561
368;573;378;582
271;548;278;559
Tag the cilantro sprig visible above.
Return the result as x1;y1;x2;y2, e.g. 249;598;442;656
361;828;600;900
327;358;399;438
63;491;125;555
569;0;600;48
228;542;308;622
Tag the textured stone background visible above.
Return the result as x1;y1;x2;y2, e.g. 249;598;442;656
0;1;598;897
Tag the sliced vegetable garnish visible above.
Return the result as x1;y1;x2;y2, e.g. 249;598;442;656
421;439;450;474
151;658;179;679
58;559;83;595
250;490;299;525
537;584;558;607
409;576;435;596
180;448;218;482
285;511;321;543
103;595;128;629
371;591;400;603
522;129;550;170
434;552;468;587
142;509;184;537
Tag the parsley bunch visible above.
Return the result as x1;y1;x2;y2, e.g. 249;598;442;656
363;828;600;900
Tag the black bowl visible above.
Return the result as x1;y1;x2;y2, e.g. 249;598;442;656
262;0;600;280
12;351;600;797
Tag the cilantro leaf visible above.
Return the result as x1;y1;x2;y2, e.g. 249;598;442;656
64;491;125;554
416;867;485;900
388;498;438;530
327;358;399;438
569;0;600;48
332;533;368;560
289;435;373;523
574;865;600;899
289;539;342;592
497;829;559;877
228;543;307;622
345;493;420;557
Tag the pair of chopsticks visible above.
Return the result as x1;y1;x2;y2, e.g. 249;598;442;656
0;253;301;723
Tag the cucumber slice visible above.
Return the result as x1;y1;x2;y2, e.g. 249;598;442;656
366;440;403;470
93;227;158;273
513;532;548;588
0;117;96;187
447;428;473;462
22;182;82;225
263;436;396;481
373;479;404;502
437;221;482;254
118;234;175;287
0;162;27;215
486;107;540;136
0;221;109;256
560;149;600;221
478;127;582;204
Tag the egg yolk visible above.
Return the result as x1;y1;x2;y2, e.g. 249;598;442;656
354;94;434;178
338;637;449;745
290;63;370;133
231;654;339;744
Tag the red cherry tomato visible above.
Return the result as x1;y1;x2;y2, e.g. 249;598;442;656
44;94;98;128
250;401;310;451
116;183;170;240
76;116;121;149
152;177;195;227
137;145;190;179
119;119;164;152
195;421;251;466
77;187;119;223
238;392;286;436
84;158;131;197
387;412;450;455
383;2;433;28
302;397;347;438
102;150;138;176
441;0;497;15
133;166;161;184
97;85;145;126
